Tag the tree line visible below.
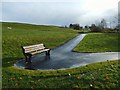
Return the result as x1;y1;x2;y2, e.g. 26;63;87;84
68;18;119;32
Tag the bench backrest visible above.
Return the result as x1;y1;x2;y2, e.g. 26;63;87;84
22;44;45;53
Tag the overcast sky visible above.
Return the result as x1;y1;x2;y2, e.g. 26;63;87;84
1;0;119;27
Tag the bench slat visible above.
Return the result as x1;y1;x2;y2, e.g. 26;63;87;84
24;47;45;53
23;44;44;49
23;44;45;53
31;49;50;55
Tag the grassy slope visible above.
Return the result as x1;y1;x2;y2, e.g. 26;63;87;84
2;22;119;89
2;60;119;89
74;33;120;52
2;22;78;67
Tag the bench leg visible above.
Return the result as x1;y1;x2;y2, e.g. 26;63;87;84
28;55;32;63
25;54;32;63
45;51;48;55
25;55;28;62
46;50;50;56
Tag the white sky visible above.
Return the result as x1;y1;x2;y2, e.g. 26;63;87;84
1;0;119;27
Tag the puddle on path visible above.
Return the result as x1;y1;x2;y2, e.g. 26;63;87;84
14;34;120;70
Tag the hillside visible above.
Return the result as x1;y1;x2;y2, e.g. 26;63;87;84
1;22;119;89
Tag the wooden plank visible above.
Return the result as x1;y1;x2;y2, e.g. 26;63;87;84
23;44;45;53
23;44;44;48
31;49;50;55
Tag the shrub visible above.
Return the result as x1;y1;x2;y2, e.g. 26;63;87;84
90;24;102;32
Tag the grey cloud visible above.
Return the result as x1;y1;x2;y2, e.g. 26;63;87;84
2;1;118;27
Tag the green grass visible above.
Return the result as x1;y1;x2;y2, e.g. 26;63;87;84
74;33;120;52
2;60;120;89
2;22;120;89
2;22;79;67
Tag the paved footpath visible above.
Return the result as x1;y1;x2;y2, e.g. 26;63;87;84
15;34;120;70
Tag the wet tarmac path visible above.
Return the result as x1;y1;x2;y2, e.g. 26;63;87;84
14;34;119;70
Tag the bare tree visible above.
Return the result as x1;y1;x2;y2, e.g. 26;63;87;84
100;19;107;29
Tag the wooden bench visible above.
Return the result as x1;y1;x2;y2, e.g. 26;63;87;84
21;44;51;63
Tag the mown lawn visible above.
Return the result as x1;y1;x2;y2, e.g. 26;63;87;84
2;60;120;89
2;22;78;67
74;33;120;52
2;22;120;89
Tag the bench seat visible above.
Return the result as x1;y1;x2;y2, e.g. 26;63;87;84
30;48;50;55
